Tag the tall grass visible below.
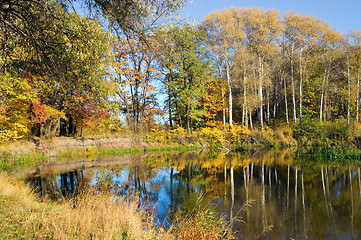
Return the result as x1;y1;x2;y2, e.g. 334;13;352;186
175;204;234;240
0;172;174;240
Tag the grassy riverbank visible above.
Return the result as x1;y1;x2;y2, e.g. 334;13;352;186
0;144;200;172
0;172;235;240
2;118;361;172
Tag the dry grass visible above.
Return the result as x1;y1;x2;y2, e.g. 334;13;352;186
0;171;250;239
0;172;175;240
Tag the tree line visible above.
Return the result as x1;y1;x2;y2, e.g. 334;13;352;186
1;1;361;141
159;8;361;134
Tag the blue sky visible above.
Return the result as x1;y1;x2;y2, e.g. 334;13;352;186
179;0;361;33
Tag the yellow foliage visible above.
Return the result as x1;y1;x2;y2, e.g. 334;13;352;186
0;122;28;142
169;126;186;135
195;126;225;145
230;124;250;144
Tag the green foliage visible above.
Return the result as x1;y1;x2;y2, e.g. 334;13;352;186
156;24;210;133
0;1;113;140
292;118;357;148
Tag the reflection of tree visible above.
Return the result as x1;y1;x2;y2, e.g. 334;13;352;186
359;167;361;197
349;167;354;238
29;170;84;200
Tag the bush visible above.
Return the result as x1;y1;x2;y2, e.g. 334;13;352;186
195;126;225;146
292;117;358;148
292;118;327;147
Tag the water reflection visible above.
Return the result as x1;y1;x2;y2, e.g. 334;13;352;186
26;150;361;239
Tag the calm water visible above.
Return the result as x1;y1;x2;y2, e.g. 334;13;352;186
26;149;361;239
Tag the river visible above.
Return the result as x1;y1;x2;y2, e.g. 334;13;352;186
24;149;361;239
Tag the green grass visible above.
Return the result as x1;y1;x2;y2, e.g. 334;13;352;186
1;145;200;172
149;145;200;152
0;152;47;171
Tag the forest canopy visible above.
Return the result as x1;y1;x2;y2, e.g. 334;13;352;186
1;0;361;142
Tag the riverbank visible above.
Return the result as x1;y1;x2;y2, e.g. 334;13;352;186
2;121;361;172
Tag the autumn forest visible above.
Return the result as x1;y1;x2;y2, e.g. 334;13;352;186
2;0;361;147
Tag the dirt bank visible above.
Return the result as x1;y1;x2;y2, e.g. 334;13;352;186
0;136;148;156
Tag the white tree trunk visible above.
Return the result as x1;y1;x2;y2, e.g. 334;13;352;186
225;58;232;129
299;48;303;125
259;56;264;129
283;74;289;127
320;60;327;122
291;47;297;124
347;56;351;125
356;65;360;123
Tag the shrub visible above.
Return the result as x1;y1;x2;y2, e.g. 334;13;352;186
175;203;235;240
195;127;225;146
229;124;250;145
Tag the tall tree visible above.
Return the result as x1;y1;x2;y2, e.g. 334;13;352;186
155;24;209;133
240;8;282;129
318;23;342;122
284;11;322;125
113;33;161;133
350;30;361;123
202;8;243;129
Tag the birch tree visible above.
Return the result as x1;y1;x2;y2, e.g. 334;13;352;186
240;8;282;129
202;9;243;129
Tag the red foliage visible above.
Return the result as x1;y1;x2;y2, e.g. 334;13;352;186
32;100;48;124
74;96;109;127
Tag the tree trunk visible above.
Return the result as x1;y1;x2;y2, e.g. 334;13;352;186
175;101;182;128
283;74;289;127
60;118;67;136
50;117;60;138
291;47;297;124
347;55;351;125
222;85;226;127
299;48;303;125
323;68;330;122
249;108;253;130
190;107;193;135
226;58;232;129
273;82;277;126
217;64;226;128
267;85;270;126
186;104;190;134
242;72;247;127
320;59;327;122
245;107;249;129
168;87;173;128
259;56;264;130
356;65;360;123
